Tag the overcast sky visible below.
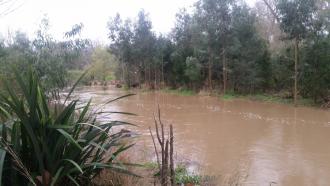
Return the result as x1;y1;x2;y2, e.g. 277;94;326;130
0;0;257;43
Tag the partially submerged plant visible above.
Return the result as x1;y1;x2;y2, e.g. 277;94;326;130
149;108;174;186
174;165;201;185
0;69;136;186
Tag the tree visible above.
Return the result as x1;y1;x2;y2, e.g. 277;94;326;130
228;4;270;93
108;14;134;86
195;0;233;92
184;56;202;89
301;35;330;103
276;0;317;105
132;10;157;87
300;1;330;103
90;46;118;84
254;0;284;52
155;35;173;87
169;9;194;87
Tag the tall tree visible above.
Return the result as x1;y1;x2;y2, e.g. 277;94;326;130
108;14;134;86
276;0;317;105
229;4;270;93
170;9;194;87
195;0;233;92
133;10;156;87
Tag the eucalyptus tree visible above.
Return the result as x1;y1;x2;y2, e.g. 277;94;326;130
194;0;233;92
132;10;157;86
169;9;194;87
228;4;270;93
32;18;91;92
155;35;173;87
254;0;284;52
184;56;202;89
108;14;134;86
299;0;330;103
33;17;68;90
276;0;317;105
62;23;91;70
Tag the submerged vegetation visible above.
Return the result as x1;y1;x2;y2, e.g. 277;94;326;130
174;165;201;185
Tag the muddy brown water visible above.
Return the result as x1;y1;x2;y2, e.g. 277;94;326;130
74;87;330;186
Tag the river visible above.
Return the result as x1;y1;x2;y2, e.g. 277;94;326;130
74;87;330;186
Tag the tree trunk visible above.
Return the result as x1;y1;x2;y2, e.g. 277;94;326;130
222;48;227;94
170;125;174;186
144;61;147;85
208;46;212;91
162;56;164;88
121;63;125;83
154;66;157;89
294;38;299;106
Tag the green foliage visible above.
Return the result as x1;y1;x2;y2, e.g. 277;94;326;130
222;91;238;100
108;14;135;86
68;70;91;86
301;35;330;102
175;164;201;185
0;0;328;106
0;70;135;185
89;46;118;83
162;88;195;96
0;17;91;93
228;4;270;93
276;0;316;40
184;57;202;83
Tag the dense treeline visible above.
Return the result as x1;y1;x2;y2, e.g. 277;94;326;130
108;0;329;105
0;18;91;95
0;0;329;105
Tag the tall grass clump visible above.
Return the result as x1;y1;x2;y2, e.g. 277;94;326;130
0;69;136;186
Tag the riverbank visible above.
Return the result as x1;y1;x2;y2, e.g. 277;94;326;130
220;92;320;107
134;87;324;108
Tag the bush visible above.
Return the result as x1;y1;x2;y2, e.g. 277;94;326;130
0;70;135;185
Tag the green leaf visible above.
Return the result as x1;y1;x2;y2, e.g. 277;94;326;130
55;101;76;125
0;149;6;185
50;167;64;186
77;99;92;123
104;94;135;104
64;70;89;104
67;175;80;186
62;159;83;174
57;129;82;150
47;125;74;129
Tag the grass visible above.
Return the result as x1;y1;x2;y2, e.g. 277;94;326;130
222;93;237;100
161;88;196;96
220;92;318;107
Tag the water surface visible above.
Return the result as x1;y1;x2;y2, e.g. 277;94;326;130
75;87;330;185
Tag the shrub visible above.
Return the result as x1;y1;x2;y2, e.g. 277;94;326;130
0;70;135;185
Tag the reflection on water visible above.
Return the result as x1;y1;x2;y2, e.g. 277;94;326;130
74;87;330;185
